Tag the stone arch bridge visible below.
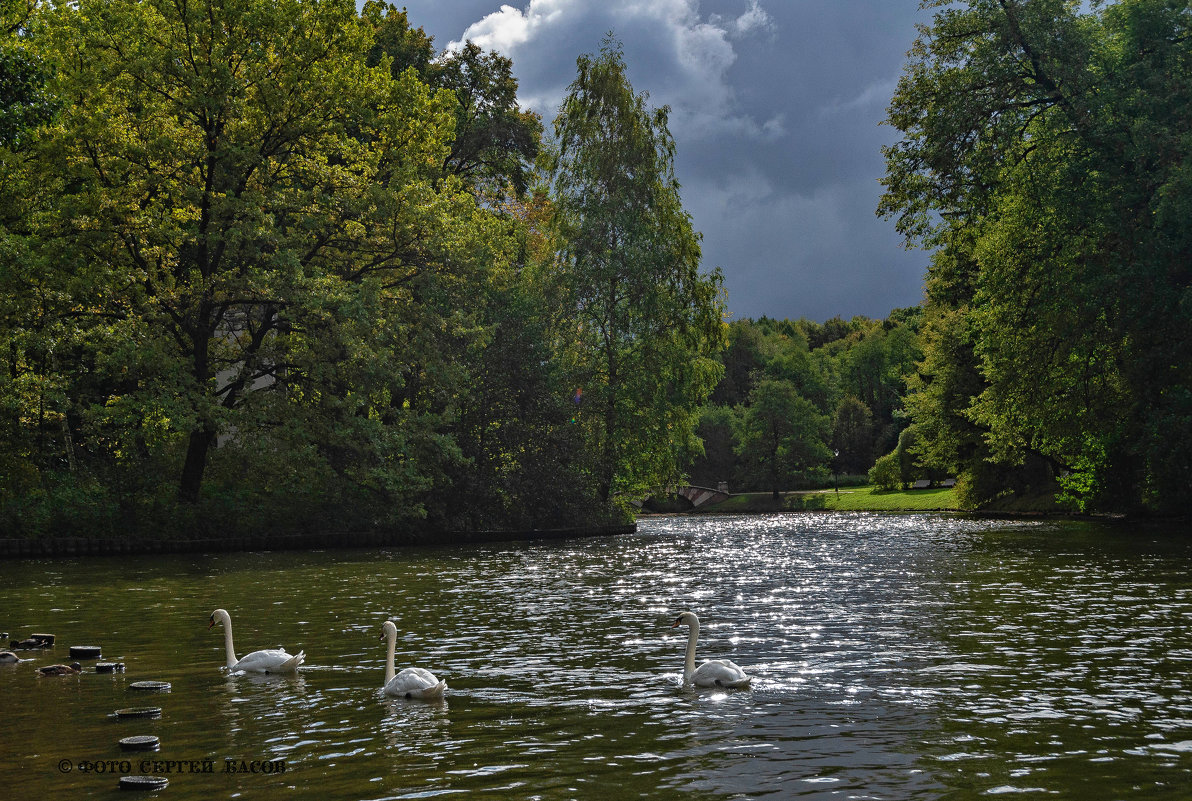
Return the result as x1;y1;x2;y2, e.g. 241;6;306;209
673;485;731;509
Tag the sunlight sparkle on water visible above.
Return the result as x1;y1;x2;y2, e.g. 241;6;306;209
2;514;1191;799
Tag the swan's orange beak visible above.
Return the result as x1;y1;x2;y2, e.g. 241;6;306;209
207;618;215;630
671;619;681;628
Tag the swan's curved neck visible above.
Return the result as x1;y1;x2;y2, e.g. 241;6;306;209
384;630;396;685
683;620;699;681
220;613;239;669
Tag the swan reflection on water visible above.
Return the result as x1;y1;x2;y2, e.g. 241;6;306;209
217;671;311;743
221;671;310;718
225;671;309;689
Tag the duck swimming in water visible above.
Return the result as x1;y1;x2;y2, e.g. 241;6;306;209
37;662;82;676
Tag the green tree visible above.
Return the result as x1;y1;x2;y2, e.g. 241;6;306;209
882;0;1192;513
546;36;725;506
432;185;610;531
762;325;833;413
362;2;541;204
842;324;919;427
0;0;56;149
1;1;75;511
360;3;563;529
14;0;511;517
868;452;901;491
686;404;739;489
433;41;541;203
831;395;875;474
710;319;766;406
362;2;435;78
734;378;831;499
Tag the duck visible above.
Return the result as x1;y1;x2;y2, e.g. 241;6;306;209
0;651;19;664
37;662;82;676
380;621;446;700
670;611;752;689
208;608;304;674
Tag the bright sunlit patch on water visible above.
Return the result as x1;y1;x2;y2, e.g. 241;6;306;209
1151;740;1192;753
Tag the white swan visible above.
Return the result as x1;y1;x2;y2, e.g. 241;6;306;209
208;608;304;674
380;621;446;700
671;611;751;689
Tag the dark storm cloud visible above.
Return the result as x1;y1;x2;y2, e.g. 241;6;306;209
390;0;932;322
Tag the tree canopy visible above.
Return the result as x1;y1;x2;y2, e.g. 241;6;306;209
685;312;922;495
545;36;725;506
0;4;727;537
882;0;1192;514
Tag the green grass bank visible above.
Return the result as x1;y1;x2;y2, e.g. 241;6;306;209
696;485;960;514
688;484;1071;515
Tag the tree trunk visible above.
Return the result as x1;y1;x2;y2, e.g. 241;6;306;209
769;438;780;501
599;351;618;505
598;431;615;505
179;321;213;504
179;428;214;503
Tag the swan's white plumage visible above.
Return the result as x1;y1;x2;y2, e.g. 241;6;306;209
230;648;305;674
208;608;304;674
381;620;445;700
690;658;750;687
671;611;751;689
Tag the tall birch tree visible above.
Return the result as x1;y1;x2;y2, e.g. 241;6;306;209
547;36;725;506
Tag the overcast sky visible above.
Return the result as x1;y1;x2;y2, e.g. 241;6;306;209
390;0;932;322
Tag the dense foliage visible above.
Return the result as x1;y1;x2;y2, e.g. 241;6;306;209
10;0;1180;530
545;37;726;505
0;2;723;537
685;312;923;494
882;0;1192;514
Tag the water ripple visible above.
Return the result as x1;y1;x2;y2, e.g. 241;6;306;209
2;514;1192;798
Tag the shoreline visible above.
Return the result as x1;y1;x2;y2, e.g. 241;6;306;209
0;523;637;559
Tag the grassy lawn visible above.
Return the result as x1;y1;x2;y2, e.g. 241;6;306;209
704;493;790;513
811;485;959;511
701;484;960;513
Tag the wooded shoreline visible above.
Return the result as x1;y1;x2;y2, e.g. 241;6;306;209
0;523;637;559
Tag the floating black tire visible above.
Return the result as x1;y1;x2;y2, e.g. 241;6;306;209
129;680;170;691
119;735;161;752
96;662;126;673
118;775;168;791
70;645;102;659
114;707;162;719
30;633;55;646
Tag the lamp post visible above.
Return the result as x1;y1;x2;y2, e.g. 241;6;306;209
832;449;839;493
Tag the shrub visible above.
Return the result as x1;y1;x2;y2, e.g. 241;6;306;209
869;452;902;491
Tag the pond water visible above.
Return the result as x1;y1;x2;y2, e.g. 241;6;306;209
1;513;1191;799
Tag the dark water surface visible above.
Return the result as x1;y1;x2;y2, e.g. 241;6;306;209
1;514;1190;799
